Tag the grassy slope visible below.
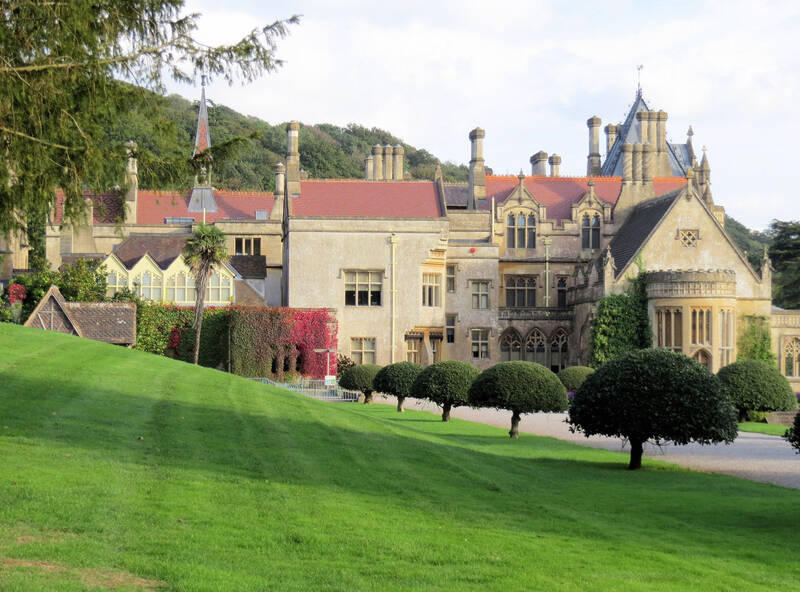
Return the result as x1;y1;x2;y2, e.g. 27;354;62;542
0;324;798;591
739;422;791;437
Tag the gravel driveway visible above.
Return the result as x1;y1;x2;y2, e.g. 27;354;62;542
376;396;800;490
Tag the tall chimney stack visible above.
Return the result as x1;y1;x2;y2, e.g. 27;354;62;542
604;124;619;157
548;154;561;177
636;111;649;144
621;143;633;186
393;145;404;180
125;140;138;224
285;121;301;196
530;151;548;175
632;144;643;185
587;116;602;175
468;127;486;208
642;143;654;185
364;155;374;180
270;162;285;220
383;144;394;181
372;145;383;181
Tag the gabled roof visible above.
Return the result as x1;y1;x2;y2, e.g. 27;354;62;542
481;175;686;221
607;189;683;277
600;91;688;177
112;235;188;269
24;285;136;345
293;180;443;218
136;190;274;224
229;255;267;279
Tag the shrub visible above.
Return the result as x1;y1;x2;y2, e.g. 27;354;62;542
340;364;381;403
569;349;737;470
557;366;595;392
736;315;775;363
468;361;567;438
717;360;796;421
411;360;479;421
373;362;423;412
336;354;356;380
785;411;800;454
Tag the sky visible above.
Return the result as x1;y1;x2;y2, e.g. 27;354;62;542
169;0;800;230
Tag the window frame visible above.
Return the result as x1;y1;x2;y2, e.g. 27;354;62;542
234;236;262;256
471;328;490;359
422;272;441;307
344;270;383;307
471;280;490;309
351;337;376;365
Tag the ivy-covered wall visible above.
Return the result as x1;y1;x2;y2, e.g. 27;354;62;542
589;274;652;367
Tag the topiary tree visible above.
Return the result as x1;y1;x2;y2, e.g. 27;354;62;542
468;361;568;438
339;364;381;404
784;411;800;454
373;362;423;412
717;359;796;421
557;366;595;393
336;354;356;380
411;360;479;421
569;349;738;470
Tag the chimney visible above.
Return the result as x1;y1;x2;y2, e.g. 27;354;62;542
548;154;561;177
530;151;548;175
636;111;649;144
285;121;301;196
270;162;285;221
468;127;486;208
621;143;633;186
372;145;383;181
656;111;668;154
587;116;602;175
364;155;374;180
124;140;138;224
632;144;643;184
642;143;654;185
383;144;394;181
393;145;404;180
604;124;619;156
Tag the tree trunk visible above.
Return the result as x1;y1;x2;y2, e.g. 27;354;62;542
396;396;405;412
442;403;451;422
509;410;521;439
192;272;209;365
628;438;643;470
363;392;373;404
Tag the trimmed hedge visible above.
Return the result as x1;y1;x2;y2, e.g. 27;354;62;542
717;360;796;421
785;411;800;454
570;349;738;469
411;360;479;421
557;366;595;392
340;364;382;403
374;362;423;412
469;361;567;438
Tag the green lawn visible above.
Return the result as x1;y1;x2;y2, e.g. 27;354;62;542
738;422;791;437
0;323;798;591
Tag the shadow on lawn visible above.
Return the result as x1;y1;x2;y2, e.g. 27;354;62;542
2;370;797;541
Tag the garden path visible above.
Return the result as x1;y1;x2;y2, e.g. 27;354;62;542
376;396;800;490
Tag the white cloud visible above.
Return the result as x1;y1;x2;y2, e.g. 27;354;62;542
168;0;800;229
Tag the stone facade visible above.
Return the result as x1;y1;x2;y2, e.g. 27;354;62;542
4;88;799;390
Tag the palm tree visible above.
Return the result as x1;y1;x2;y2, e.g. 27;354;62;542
183;223;228;364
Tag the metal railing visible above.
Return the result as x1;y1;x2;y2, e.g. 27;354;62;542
253;376;361;402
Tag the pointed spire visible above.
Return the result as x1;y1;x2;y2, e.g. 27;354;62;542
700;146;710;171
194;76;211;156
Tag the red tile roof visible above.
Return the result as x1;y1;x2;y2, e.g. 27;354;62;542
136;190;274;224
483;175;687;220
53;190;125;224
293;180;443;218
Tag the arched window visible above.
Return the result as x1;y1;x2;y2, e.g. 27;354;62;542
524;329;547;365
557;277;567;308
507;212;536;249
550;330;568;373
784;338;800;377
106;270;128;298
166;272;196;303
207;271;232;303
135;271;162;301
506;275;536;308
692;349;712;371
581;213;601;250
500;329;522;361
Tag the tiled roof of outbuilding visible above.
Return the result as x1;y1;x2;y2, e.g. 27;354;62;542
293;180;443;218
229;255;267;279
67;301;137;345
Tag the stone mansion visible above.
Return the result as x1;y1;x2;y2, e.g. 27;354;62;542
3;86;799;390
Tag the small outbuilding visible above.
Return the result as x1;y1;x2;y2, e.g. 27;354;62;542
24;285;136;346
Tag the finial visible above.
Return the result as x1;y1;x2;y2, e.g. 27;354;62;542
588;176;595;187
636;64;643;97
518;169;525;180
687;125;694;137
702;145;707;155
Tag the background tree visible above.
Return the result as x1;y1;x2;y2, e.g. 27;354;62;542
717;360;796;422
768;220;800;309
410;360;479;422
0;2;298;239
784;411;800;454
182;223;228;365
557;366;595;393
736;315;776;363
569;349;738;470
469;361;567;438
373;362;423;412
339;364;381;404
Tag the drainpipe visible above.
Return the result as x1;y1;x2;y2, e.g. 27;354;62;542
390;234;398;363
491;197;495;237
543;236;552;307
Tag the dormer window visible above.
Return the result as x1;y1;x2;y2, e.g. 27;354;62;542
507;212;536;249
581;213;601;250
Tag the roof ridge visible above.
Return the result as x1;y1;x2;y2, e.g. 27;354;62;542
301;178;434;184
